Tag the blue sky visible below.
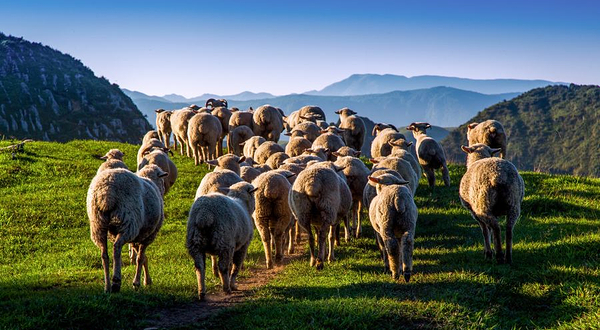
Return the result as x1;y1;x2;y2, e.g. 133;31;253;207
1;0;599;97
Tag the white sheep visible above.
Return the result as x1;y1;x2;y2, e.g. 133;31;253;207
334;156;370;239
333;146;361;158
287;122;321;142
336;108;366;152
388;138;421;180
195;169;243;198
459;143;524;264
370;123;405;158
228;125;254;156
137;138;166;168
312;127;346;160
155;109;173;148
252;172;293;268
265;152;290;170
87;165;168;293
362;168;403;210
138;146;178;195
242;136;266;159
142;130;160;146
206;154;246;176
467;120;508;159
211;106;232;157
371;156;419;196
170;108;198;157
97;149;128;174
187;181;257;300
254;141;285;165
252;105;285;142
406;122;450;187
285;132;313;157
368;173;417;282
188;113;223;166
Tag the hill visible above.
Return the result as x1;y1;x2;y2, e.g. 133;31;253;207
308;73;564;96
442;84;600;177
127;87;518;129
1;139;598;329
0;34;151;143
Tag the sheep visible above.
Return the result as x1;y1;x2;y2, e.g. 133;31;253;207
138;146;178;194
188;113;223;166
242;136;266;159
335;108;366;152
363;168;403;210
142;130;160;146
333;146;361;158
406;122;450;187
228;125;254;156
283;154;323;165
289;122;321;142
288;166;342;269
205;98;228;108
315;120;329;130
229;109;254;132
265;152;290;170
371;124;405;158
210;106;232;157
285;133;312;157
334;156;370;239
298;105;326;123
240;165;264;183
389;138;422;180
467;120;508;159
368;174;417;282
170;108;198;157
253;141;285;165
252;105;285;142
371;156;419;196
459;143;524;264
155;109;173;148
196;169;243;198
97;149;128;174
251;172;293;268
137;138;166;168
283;109;301;133
278;163;306;176
187;181;256;300
87;164;168;293
206;154;246;176
312;127;346;160
302;147;329;161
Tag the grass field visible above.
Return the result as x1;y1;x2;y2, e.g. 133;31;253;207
0;140;598;329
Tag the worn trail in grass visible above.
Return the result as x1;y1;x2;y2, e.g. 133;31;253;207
0;140;598;329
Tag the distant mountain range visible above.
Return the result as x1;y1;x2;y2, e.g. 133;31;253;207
125;87;519;129
442;84;600;177
0;33;151;142
306;74;565;96
122;89;277;105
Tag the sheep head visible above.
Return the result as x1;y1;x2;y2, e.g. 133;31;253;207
100;149;124;161
461;143;502;167
406;122;431;133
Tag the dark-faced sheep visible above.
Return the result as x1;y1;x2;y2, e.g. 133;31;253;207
407;122;450;187
459;143;524;264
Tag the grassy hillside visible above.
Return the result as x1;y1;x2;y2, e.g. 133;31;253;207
0;140;598;329
442;85;600;177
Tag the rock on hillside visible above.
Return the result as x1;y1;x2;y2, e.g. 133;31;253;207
0;33;152;143
442;84;600;177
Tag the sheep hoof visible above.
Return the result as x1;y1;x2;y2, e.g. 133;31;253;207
199;293;206;301
111;283;121;293
403;272;411;283
327;257;336;263
315;261;324;270
391;272;400;281
309;257;316;267
266;262;273;269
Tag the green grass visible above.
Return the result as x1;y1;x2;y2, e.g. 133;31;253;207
0;140;598;329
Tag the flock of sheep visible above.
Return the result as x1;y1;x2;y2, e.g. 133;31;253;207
86;99;524;299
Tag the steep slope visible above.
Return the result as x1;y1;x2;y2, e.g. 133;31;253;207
308;74;563;96
0;34;152;142
442;85;600;177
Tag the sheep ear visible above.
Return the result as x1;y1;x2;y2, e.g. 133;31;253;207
206;159;219;166
334;165;344;172
332;152;340;157
284;132;292;136
354;151;361;157
285;173;296;179
491;148;502;155
239;141;246;146
99;155;108;160
248;187;258;194
426;124;432;129
155;109;165;113
334;110;341;114
406;124;414;130
218;187;230;195
369;158;379;164
368;176;380;183
158;171;169;178
389;124;398;131
396;179;410;186
323;148;330;153
320;130;328;134
406;141;413;147
461;145;473;154
162;147;170;153
238;156;246;163
467;123;478;130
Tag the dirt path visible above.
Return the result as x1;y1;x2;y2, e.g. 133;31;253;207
143;243;306;329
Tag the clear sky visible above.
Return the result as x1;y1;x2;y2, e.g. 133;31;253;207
1;0;599;97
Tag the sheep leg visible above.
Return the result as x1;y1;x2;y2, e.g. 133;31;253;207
257;224;273;269
441;162;450;187
400;232;414;283
231;243;249;291
287;218;296;254
383;233;401;280
142;248;152;286
485;217;504;264
132;244;148;288
327;225;336;262
186;139;192;158
354;200;362;239
505;210;519;264
344;213;351;242
211;255;219;277
191;144;199;165
193;252;207;300
99;238;111;293
424;167;436;188
473;214;493;259
316;224;328;270
128;243;137;264
111;234;125;293
307;224;316;267
218;252;233;294
374;232;389;272
295;220;302;244
273;228;285;264
334;223;341;246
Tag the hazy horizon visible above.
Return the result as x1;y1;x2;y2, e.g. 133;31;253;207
1;0;599;97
